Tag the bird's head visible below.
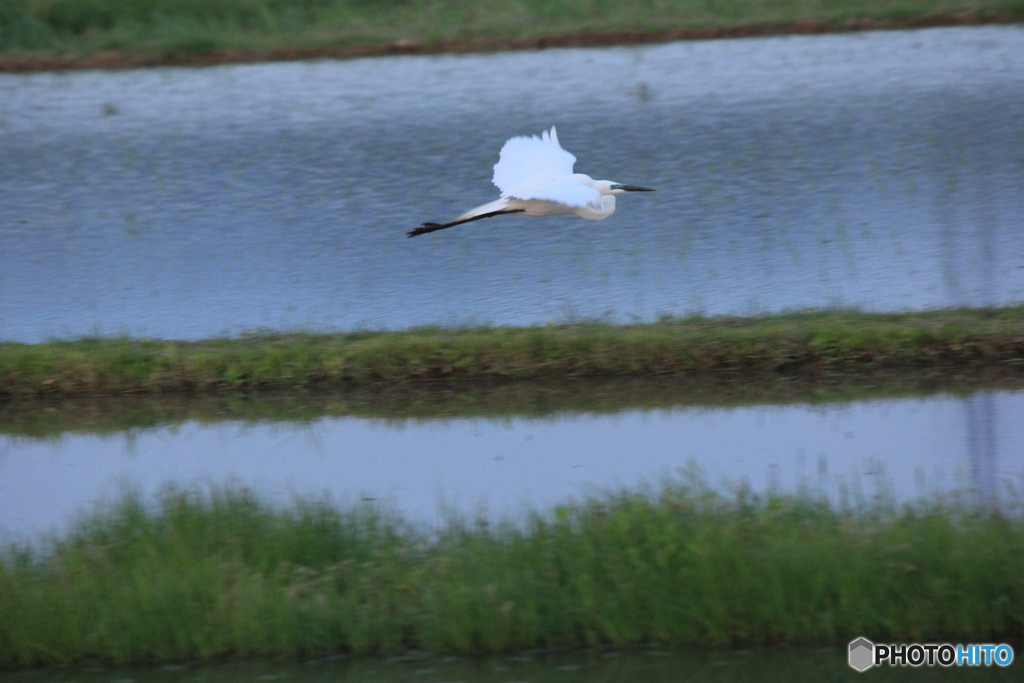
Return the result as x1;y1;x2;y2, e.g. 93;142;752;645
600;181;656;195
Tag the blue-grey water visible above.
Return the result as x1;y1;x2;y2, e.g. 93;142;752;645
3;388;1022;538
2;25;1023;342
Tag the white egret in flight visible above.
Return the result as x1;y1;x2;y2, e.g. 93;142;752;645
408;126;654;237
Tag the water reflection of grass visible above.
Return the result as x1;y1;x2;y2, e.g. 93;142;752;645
1;481;1021;666
0;0;1022;66
2;306;1024;398
4;374;1024;439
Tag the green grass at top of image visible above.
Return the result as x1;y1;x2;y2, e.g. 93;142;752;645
3;306;1024;397
1;0;1023;63
1;480;1022;668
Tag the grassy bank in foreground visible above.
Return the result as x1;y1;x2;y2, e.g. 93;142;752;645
2;483;1022;667
0;0;1022;69
3;307;1024;397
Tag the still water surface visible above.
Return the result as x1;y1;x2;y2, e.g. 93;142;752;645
3;387;1022;538
2;25;1023;341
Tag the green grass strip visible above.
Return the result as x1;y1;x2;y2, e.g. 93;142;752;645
3;307;1024;397
1;482;1022;667
1;0;1022;67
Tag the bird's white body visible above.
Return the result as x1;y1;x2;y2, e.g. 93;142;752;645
457;189;616;222
458;129;619;222
409;126;652;237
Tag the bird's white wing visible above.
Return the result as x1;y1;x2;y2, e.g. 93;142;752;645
492;126;576;197
513;178;601;209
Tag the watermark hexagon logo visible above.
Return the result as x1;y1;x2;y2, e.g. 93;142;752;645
849;637;875;672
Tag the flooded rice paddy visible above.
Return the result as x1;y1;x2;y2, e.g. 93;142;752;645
3;386;1023;539
3;25;1024;674
1;25;1023;342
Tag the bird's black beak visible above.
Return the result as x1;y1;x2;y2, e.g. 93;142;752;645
614;185;655;192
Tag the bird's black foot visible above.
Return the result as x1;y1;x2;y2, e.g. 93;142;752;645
406;209;523;238
407;222;443;238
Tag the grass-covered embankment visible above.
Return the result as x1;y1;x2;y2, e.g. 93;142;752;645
1;483;1022;667
1;0;1022;70
3;307;1024;397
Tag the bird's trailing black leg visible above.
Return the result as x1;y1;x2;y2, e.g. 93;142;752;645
407;209;525;238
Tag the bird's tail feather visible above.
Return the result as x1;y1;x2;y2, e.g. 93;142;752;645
455;197;512;222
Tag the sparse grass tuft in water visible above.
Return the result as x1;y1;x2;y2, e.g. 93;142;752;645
1;481;1022;667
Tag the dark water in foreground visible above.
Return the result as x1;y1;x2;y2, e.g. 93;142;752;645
0;648;1018;683
2;25;1023;342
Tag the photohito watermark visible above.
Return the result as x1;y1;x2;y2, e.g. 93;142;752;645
848;637;1014;672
